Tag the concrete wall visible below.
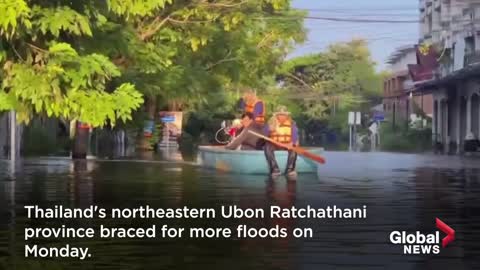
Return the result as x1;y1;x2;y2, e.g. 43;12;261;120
413;94;434;116
420;0;471;45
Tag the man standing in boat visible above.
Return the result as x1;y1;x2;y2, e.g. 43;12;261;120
264;106;299;178
225;112;265;150
237;90;266;125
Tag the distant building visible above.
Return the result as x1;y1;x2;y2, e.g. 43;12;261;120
414;0;480;154
384;45;433;128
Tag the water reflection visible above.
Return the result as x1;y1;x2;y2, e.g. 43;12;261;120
68;161;95;207
0;153;480;269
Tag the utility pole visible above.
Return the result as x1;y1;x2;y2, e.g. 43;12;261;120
349;125;353;151
352;123;356;151
9;111;16;176
10;111;16;163
421;93;424;128
332;96;336;116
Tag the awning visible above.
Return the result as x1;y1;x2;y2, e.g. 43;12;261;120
415;63;480;91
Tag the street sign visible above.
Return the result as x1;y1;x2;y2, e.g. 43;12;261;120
348;111;361;152
143;120;154;137
373;112;385;122
348;112;355;125
355;112;361;125
349;112;362;125
161;116;175;123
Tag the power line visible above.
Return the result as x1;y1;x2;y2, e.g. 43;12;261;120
294;2;480;12
300;8;419;17
260;17;419;24
294;6;419;12
309;13;419;18
301;34;417;45
266;14;480;24
304;16;419;23
304;25;416;32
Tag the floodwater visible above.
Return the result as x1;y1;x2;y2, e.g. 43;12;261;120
0;151;480;270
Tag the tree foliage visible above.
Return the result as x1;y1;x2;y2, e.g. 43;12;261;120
0;0;152;127
108;0;305;111
1;0;306;130
275;39;383;120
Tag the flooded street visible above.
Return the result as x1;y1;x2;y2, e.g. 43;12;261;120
1;152;480;270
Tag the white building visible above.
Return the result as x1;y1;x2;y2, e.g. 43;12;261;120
416;0;480;153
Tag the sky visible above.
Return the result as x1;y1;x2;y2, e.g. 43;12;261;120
290;0;419;70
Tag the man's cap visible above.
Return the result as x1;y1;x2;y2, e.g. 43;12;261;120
274;105;290;116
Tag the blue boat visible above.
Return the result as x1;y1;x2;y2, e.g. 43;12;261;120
197;146;323;174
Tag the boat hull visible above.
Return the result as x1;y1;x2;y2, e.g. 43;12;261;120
197;146;323;174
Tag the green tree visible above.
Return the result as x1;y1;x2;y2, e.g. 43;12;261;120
277;39;382;118
0;0;158;126
1;0;306;149
133;0;305;109
105;0;306;144
274;39;383;145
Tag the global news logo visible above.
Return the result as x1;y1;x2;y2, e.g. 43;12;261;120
389;218;455;255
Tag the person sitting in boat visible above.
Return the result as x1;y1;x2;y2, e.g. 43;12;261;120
227;119;242;138
237;90;266;125
264;106;299;178
225;112;265;151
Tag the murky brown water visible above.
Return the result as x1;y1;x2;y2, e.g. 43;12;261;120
1;152;480;270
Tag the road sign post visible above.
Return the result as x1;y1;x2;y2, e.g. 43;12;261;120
348;112;354;151
373;111;385;122
348;112;362;152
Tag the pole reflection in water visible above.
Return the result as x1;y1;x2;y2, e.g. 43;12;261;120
5;179;16;268
266;178;296;270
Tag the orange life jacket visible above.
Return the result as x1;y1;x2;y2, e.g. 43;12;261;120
270;117;292;144
245;99;265;124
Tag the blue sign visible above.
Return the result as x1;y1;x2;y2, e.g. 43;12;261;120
143;120;154;137
161;116;175;123
373;112;385;122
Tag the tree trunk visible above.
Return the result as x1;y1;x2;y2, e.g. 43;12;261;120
72;122;89;159
168;100;183;111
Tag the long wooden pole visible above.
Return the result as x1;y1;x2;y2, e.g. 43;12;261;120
248;130;326;164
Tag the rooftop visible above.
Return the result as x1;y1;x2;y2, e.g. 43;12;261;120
386;44;416;65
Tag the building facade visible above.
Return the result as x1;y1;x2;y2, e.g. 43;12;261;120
415;0;480;153
384;45;433;128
